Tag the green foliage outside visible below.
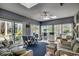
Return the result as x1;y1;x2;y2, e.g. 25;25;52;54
15;29;22;41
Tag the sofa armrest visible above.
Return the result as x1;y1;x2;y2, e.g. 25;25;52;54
55;49;79;56
20;50;33;56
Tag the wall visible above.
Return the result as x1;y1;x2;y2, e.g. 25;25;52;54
40;16;74;25
0;8;40;35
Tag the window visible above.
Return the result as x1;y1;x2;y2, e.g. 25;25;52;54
54;23;73;39
0;19;23;44
41;25;54;40
0;20;13;41
31;24;40;38
54;24;62;39
7;22;13;35
41;25;47;34
15;23;23;43
47;25;53;33
62;24;73;37
0;21;5;35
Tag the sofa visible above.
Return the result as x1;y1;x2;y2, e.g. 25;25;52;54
0;46;33;56
0;39;33;56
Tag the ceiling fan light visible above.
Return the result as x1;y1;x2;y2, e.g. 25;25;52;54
51;16;57;19
43;17;50;20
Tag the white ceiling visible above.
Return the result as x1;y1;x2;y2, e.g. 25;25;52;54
0;3;79;21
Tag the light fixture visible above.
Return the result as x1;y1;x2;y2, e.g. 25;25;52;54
20;3;38;8
41;10;57;20
51;16;57;19
43;17;50;20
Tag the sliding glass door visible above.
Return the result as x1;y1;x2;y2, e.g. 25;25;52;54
41;25;54;40
0;20;13;41
0;18;23;44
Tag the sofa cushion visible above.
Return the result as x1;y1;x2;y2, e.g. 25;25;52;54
0;44;4;48
0;51;13;56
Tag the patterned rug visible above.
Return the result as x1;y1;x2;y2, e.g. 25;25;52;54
25;42;48;56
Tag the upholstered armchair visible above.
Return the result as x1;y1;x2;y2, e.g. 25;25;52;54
55;40;79;56
59;36;73;50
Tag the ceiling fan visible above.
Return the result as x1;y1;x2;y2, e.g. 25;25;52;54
41;10;57;20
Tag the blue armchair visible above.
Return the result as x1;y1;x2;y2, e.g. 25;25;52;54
22;36;37;46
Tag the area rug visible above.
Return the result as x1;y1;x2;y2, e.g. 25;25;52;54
25;42;48;56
